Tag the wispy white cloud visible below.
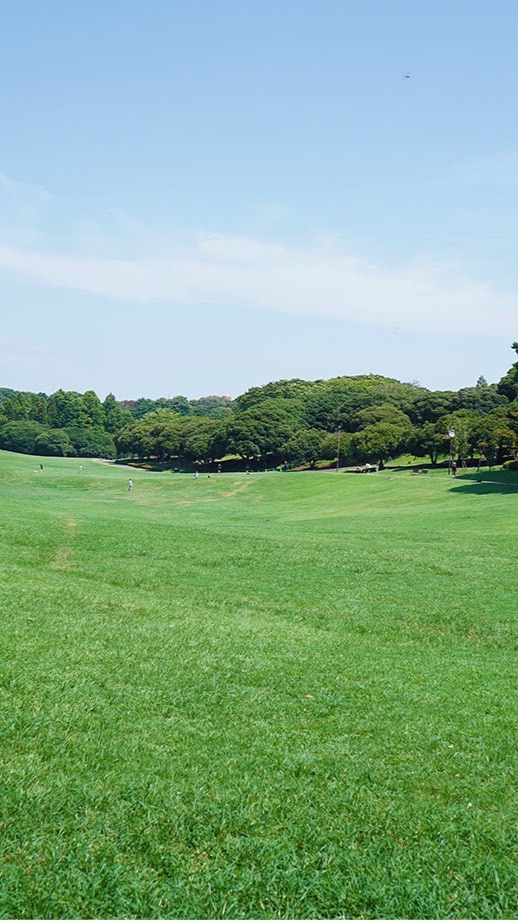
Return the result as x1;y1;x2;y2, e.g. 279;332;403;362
0;227;514;337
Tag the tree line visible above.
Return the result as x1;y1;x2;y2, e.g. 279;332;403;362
1;344;517;469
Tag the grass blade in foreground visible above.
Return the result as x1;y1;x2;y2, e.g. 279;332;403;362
0;453;516;918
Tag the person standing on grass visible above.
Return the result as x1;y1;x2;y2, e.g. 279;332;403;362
128;478;133;491
451;461;457;477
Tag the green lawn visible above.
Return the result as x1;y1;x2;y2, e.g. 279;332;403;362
0;452;516;919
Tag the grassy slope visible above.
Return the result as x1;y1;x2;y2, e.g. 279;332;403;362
0;452;516;919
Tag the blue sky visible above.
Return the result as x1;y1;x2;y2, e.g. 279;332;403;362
1;0;517;400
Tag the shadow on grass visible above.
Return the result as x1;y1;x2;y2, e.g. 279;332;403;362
450;469;518;495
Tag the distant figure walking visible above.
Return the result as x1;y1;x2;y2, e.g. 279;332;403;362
39;464;44;471
451;461;457;477
79;464;83;473
194;471;199;479
128;478;133;491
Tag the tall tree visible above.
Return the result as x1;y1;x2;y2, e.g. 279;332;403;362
225;400;299;462
81;390;105;428
497;342;518;401
47;390;84;428
281;429;329;468
406;423;446;465
347;423;408;468
103;394;132;434
182;418;220;463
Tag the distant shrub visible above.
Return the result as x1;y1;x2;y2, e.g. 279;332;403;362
502;459;518;471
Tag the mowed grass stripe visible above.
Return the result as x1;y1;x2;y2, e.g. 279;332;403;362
0;451;516;918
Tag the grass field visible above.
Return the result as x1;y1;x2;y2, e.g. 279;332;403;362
0;451;516;919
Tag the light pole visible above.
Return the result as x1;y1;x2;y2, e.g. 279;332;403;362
448;429;456;475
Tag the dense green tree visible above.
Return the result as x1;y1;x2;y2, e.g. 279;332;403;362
320;431;352;466
3;356;518;466
47;390;84;428
153;426;182;461
455;386;507;414
34;429;74;457
302;376;421;433
81;390;105;428
122;394;233;421
406;422;446;465
0;391;49;424
0;388;17;404
29;394;49;423
507;398;518;438
497;369;518;401
144;411;184;461
234;379;313;412
437;411;476;463
0;420;47;453
223;416;260;461
103;393;132;434
471;409;516;464
129;397;157;419
225;400;299;462
115;420;154;460
303;390;348;431
190;395;234;418
347;422;408;468
281;429;329;468
115;410;185;461
206;420;230;462
407;391;457;425
354;403;412;430
181;418;220;463
326;390;376;432
1;393;32;421
160;396;192;415
65;426;116;459
496;342;518;401
510;341;518;380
